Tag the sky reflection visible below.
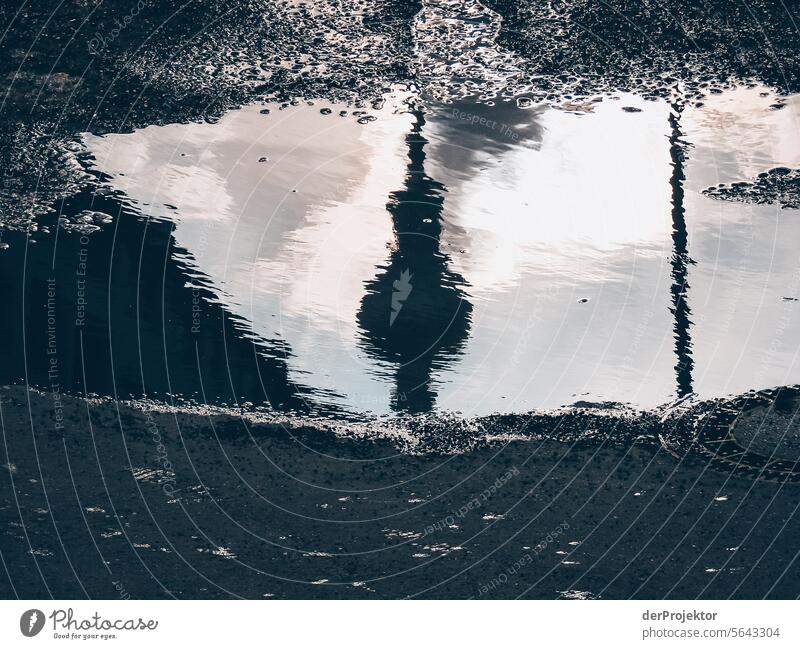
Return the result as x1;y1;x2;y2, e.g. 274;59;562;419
83;86;800;415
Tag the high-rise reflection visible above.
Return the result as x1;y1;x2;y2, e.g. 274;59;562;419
357;109;473;412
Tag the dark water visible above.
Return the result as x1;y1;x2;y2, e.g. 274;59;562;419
1;0;800;599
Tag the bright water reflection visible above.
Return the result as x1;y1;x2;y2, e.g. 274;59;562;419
84;86;800;415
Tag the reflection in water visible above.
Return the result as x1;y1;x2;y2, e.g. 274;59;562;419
428;99;544;172
71;85;800;415
681;86;800;400
668;99;695;397
357;110;472;412
0;192;313;412
80;95;678;413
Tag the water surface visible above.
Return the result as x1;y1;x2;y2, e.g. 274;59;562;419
2;0;800;601
71;86;800;416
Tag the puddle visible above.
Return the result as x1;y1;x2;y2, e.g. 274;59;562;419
78;85;800;415
3;0;800;603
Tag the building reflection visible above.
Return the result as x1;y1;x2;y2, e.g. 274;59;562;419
357;109;473;413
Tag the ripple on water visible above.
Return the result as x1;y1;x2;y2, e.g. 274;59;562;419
77;83;798;414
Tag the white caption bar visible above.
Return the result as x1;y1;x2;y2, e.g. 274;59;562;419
0;600;796;647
